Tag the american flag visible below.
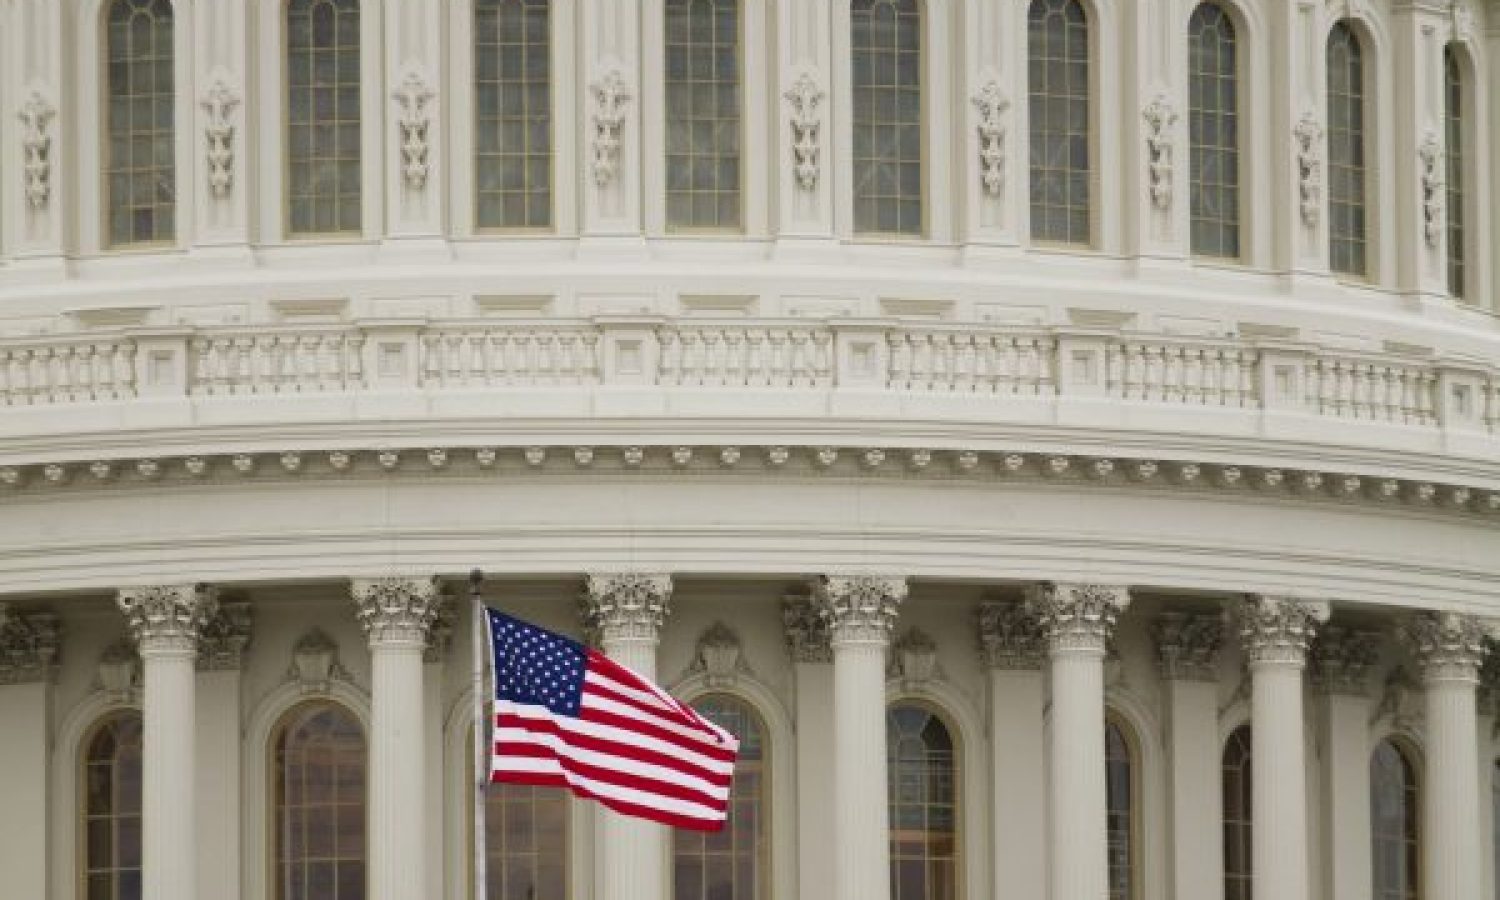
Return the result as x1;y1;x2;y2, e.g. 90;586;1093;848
485;609;740;831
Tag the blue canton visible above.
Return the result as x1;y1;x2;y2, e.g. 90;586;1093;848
489;609;587;717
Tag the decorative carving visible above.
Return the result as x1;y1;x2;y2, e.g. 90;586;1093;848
1452;2;1474;41
783;595;832;663
350;576;441;645
891;628;939;686
785;71;825;192
1142;93;1178;210
1294;113;1324;227
1372;665;1424;731
1401;611;1490;683
1237;595;1328;666
197;601;252;670
200;69;241;198
18;85;56;210
1417;129;1444;247
977;602;1045;670
589;68;631;187
289;629;351;694
580;572;672;645
812;573;907;645
425;593;455;663
393;64;436;190
689;621;746;688
96;639;140;701
0;605;60;684
117;584;219;653
1153;611;1223;681
1025;583;1130;654
971;80;1009;197
1310;625;1381;694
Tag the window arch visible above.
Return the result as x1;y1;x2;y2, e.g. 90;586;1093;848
82;711;144;900
1027;0;1092;246
1326;21;1368;277
272;701;367;900
104;0;175;247
851;0;923;236
1222;724;1252;900
1187;1;1239;258
673;694;767;900
1106;715;1138;900
286;0;362;236
1370;739;1419;900
474;0;552;231
665;0;742;231
887;702;957;900
1443;46;1465;299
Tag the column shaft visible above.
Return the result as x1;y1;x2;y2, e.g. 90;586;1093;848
1320;693;1372;900
1425;679;1481;900
1049;650;1108;900
833;640;891;900
793;660;836;900
142;647;198;900
989;669;1046;900
1166;679;1223;900
0;681;51;900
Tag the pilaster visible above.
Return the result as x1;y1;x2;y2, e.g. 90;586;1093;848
1391;1;1453;301
783;595;835;900
194;601;251;900
579;0;642;243
774;0;834;246
191;0;253;255
1311;625;1380;900
5;0;69;271
1122;0;1188;261
0;605;59;900
1269;0;1333;278
978;602;1046;900
383;0;444;242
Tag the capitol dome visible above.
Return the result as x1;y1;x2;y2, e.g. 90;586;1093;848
0;1;1497;900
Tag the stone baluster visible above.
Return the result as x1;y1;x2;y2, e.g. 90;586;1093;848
978;602;1047;900
1311;624;1381;900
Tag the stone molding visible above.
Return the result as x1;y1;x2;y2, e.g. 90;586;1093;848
1237;595;1329;667
350;576;442;646
1152;611;1223;681
197;600;252;671
1401;610;1491;684
1025;583;1130;655
977;601;1046;670
1310;625;1382;695
782;595;832;663
812;573;907;646
117;584;219;654
0;605;59;684
580;572;672;645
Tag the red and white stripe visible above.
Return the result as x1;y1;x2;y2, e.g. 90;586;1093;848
492;648;740;831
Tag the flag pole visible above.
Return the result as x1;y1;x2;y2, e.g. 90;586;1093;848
470;568;488;900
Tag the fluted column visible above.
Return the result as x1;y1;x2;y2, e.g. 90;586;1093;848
117;584;218;900
0;605;59;900
1311;625;1381;900
784;596;836;900
1404;611;1491;900
1027;583;1129;900
813;573;907;900
352;577;442;900
195;602;252;900
978;602;1047;900
581;572;673;900
1238;595;1327;900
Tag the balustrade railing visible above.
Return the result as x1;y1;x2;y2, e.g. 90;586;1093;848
659;324;832;388
887;330;1055;395
1106;340;1258;408
422;327;600;387
1306;355;1439;427
191;330;363;396
0;338;137;406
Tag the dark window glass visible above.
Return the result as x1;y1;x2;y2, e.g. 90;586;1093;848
1327;22;1367;277
1188;2;1240;258
672;695;767;900
287;0;362;235
1444;47;1465;299
1223;725;1252;900
1028;0;1091;245
852;0;923;235
475;0;553;230
83;712;144;900
105;0;175;246
887;703;957;900
665;0;742;230
274;703;367;900
1370;740;1419;900
1106;719;1136;900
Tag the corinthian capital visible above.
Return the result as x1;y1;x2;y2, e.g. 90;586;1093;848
1025;583;1130;655
977;602;1045;670
118;584;219;654
1237;595;1329;667
197;601;253;671
1401;611;1491;684
782;595;832;663
1310;625;1381;695
350;576;441;646
0;605;60;684
1153;611;1224;681
812;573;907;646
580;572;672;645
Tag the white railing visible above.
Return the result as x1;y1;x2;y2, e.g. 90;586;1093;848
191;330;364;396
659;324;833;388
887;330;1055;395
1306;355;1439;427
0;338;137;406
422;326;601;388
1106;340;1258;408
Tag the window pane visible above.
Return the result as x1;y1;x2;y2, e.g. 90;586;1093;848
83;713;144;900
1327;22;1367;277
665;0;742;231
887;703;956;900
672;695;765;900
287;0;362;235
105;0;175;246
852;0;923;235
475;0;553;230
1222;725;1252;900
1028;0;1091;245
275;703;367;900
1188;3;1240;258
1106;720;1136;900
1444;47;1465;299
1370;741;1419;900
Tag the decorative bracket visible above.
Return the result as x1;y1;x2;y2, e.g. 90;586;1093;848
17;85;56;211
590;67;631;188
200;69;241;199
784;71;825;192
393;64;436;190
1142;93;1178;210
1293;112;1324;227
971;80;1010;198
1417;128;1444;248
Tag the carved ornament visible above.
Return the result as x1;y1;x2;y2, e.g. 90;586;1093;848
1153;611;1223;681
200;69;241;199
197;600;252;670
589;68;631;187
977;602;1045;670
1025;583;1130;654
1310;625;1381;695
18;85;56;210
288;628;351;694
971;80;1009;197
1237;595;1329;667
784;72;824;192
1401;610;1490;683
812;573;907;645
350;576;441;645
117;584;219;653
393;64;436;190
1417;129;1444;247
581;572;672;645
891;627;939;686
1294;113;1324;227
689;621;747;688
0;605;60;684
783;595;832;663
1142;93;1178;210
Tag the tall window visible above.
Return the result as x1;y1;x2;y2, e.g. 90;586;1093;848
83;712;144;900
1370;740;1419;900
273;702;367;900
287;0;362;236
851;0;923;236
474;0;552;230
673;695;767;900
1106;718;1137;900
888;703;957;900
483;784;568;899
1222;725;1252;900
1444;46;1465;299
1028;0;1091;245
1188;2;1240;258
105;0;175;246
1327;22;1367;277
665;0;742;231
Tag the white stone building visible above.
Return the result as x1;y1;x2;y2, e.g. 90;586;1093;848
0;1;1498;900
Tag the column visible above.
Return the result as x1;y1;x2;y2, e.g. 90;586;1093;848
581;572;673;900
813;573;907;900
1310;625;1381;900
351;576;442;900
1404;611;1490;900
1238;594;1327;900
1027;583;1130;900
0;605;59;900
117;584;219;900
1153;611;1226;900
978;602;1047;900
195;602;252;900
783;596;836;900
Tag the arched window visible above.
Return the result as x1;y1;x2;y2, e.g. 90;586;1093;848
467;723;570;899
1106;717;1137;900
474;0;552;231
1370;740;1419;900
1492;760;1499;900
1326;21;1367;278
286;0;362;236
673;694;767;900
272;702;367;900
888;702;957;900
1187;2;1239;258
851;0;923;236
105;0;175;247
82;711;144;900
665;0;742;231
1027;0;1091;246
1443;46;1465;299
1222;724;1252;900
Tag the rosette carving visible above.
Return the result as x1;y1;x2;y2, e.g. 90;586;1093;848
0;605;60;684
1310;625;1381;695
350;576;441;646
1025;583;1130;654
581;572;672;645
812;573;907;645
1153;611;1223;681
1401;611;1490;684
1237;595;1328;667
977;602;1045;670
782;595;832;663
117;584;219;653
